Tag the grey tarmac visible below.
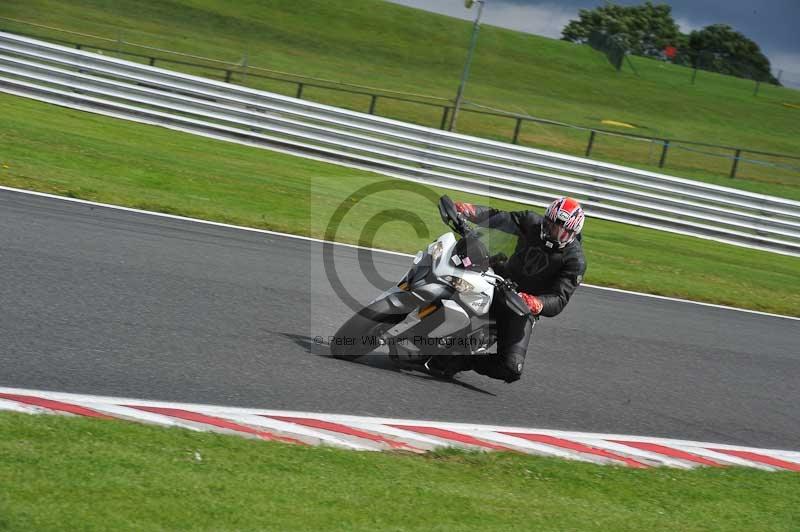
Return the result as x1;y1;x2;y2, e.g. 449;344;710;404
1;188;798;449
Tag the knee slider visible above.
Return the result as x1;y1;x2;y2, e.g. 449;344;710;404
502;350;525;382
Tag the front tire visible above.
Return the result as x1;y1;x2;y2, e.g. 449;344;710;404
330;309;405;360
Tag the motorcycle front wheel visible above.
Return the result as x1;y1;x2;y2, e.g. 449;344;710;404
330;309;406;361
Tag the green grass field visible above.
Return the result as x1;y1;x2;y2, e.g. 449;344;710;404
2;0;799;198
1;412;798;531
2;93;798;316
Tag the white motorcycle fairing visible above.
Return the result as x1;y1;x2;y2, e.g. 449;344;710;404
372;231;500;359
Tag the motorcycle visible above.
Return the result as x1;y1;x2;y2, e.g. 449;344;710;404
330;195;534;372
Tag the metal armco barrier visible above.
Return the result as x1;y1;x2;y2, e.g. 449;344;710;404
1;32;799;257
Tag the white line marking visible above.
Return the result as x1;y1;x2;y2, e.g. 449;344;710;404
580;284;800;321
0;184;796;320
0;184;412;257
6;76;800;259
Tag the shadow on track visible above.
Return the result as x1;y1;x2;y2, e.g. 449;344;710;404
279;333;496;397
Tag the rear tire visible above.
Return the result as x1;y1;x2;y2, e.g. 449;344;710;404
330;309;405;360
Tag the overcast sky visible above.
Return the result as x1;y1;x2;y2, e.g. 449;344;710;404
386;0;800;78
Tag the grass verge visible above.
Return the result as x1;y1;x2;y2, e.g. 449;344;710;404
1;412;798;531
1;0;799;196
1;93;798;316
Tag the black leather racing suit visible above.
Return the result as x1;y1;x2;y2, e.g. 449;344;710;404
466;205;587;382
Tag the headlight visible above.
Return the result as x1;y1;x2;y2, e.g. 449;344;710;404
445;275;474;293
429;241;444;260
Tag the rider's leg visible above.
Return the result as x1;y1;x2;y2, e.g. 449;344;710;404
471;303;533;383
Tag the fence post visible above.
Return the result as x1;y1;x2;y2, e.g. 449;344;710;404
368;94;378;115
224;70;232;83
440;107;450;130
658;140;670;168
148;57;156;66
585;130;596;157
295;83;304;99
729;149;742;178
511;118;523;144
691;66;697;85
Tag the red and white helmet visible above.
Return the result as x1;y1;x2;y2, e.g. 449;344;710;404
541;197;585;249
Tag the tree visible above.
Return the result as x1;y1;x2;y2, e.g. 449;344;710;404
688;24;778;83
561;3;779;85
561;2;681;59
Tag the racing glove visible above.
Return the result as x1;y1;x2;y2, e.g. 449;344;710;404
519;292;543;315
454;201;477;220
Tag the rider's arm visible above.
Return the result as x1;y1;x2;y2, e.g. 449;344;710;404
456;203;523;236
536;249;587;317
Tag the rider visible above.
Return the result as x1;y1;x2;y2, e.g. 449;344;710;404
428;197;587;383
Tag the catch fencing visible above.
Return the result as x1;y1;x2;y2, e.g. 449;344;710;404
1;31;799;257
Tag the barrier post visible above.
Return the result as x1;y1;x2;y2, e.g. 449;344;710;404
440;107;450;130
659;140;670;168
730;149;742;178
585;130;596;157
511;118;522;144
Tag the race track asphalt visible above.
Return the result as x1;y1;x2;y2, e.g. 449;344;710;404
1;188;798;449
